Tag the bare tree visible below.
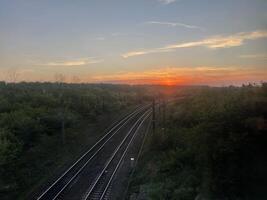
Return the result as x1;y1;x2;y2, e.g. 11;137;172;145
6;69;19;83
54;73;66;84
54;73;68;145
71;75;81;83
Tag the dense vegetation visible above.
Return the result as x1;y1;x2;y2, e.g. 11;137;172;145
129;83;267;200
0;82;150;199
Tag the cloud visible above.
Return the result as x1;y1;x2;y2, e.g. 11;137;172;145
239;54;267;60
95;36;105;41
145;21;204;30
111;32;125;37
122;30;267;58
122;48;174;58
158;0;177;5
46;58;102;66
89;66;267;85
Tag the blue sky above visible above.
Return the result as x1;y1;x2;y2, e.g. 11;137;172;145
0;0;266;85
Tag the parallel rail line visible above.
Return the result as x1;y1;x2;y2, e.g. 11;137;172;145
37;105;150;200
84;110;152;200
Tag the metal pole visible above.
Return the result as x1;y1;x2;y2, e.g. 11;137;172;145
152;98;155;134
163;99;166;134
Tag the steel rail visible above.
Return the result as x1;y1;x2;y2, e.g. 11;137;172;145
84;109;151;200
37;104;150;200
99;111;151;200
50;105;150;200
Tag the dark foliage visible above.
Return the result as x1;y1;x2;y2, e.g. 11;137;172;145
0;82;151;199
130;83;267;200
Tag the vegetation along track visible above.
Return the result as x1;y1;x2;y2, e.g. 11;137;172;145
36;104;150;200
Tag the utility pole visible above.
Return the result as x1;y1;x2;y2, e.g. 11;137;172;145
163;99;166;135
102;95;105;111
158;99;161;126
152;98;156;134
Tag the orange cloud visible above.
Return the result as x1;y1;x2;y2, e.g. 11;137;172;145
1;66;266;86
46;58;103;66
122;30;267;58
89;66;267;85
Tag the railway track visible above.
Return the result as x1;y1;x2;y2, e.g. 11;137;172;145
36;104;150;200
83;110;151;200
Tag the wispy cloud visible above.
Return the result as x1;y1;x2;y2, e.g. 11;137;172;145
46;58;103;66
145;21;204;30
122;30;267;58
89;66;267;85
111;32;125;37
158;0;177;5
239;54;267;60
95;36;105;41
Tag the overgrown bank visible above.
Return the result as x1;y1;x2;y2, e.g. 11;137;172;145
0;82;150;200
128;84;267;200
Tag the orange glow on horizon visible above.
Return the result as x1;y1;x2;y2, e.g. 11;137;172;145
0;66;266;86
89;66;267;86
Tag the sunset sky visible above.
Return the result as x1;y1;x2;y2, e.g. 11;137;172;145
0;0;267;85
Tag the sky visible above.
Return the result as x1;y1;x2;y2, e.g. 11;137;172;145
0;0;267;85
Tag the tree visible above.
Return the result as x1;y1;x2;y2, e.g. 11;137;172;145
54;73;66;84
6;69;19;83
0;129;22;186
71;75;81;83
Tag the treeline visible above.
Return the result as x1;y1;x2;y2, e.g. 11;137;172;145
129;83;267;200
0;82;151;199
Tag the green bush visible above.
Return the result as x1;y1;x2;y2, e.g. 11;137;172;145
0;82;150;199
130;83;267;200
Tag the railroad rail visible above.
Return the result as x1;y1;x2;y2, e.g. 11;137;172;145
36;105;150;200
84;110;152;200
